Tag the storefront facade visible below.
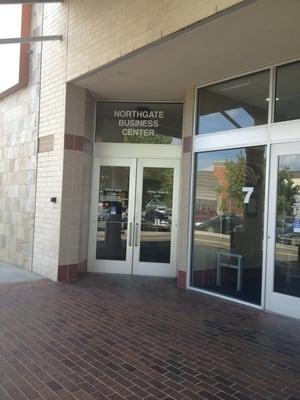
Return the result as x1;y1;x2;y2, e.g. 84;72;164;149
1;0;300;319
190;62;300;319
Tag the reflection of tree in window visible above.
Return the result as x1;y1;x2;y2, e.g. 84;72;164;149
277;168;300;217
224;152;246;210
124;134;172;144
142;168;173;210
220;152;262;212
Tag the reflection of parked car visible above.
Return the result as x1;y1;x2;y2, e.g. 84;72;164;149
233;224;243;232
275;218;299;245
276;219;293;235
278;232;300;246
142;209;171;231
276;219;300;245
146;199;167;211
195;213;242;234
194;209;216;223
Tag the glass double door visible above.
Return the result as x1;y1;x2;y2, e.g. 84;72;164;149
89;157;179;277
266;142;300;318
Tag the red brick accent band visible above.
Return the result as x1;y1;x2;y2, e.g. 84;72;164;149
64;134;93;155
177;270;187;289
58;260;87;282
183;136;192;153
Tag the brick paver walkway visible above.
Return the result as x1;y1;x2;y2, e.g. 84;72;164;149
0;274;299;400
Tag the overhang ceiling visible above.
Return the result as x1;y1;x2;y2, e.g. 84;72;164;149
74;0;300;101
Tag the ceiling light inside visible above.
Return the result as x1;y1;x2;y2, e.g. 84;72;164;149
221;82;251;91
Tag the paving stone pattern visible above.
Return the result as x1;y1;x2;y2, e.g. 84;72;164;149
0;274;299;400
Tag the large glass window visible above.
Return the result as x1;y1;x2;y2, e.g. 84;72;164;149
275;61;300;123
197;71;270;134
191;146;266;304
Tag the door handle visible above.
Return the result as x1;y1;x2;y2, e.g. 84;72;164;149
134;223;139;247
128;222;133;247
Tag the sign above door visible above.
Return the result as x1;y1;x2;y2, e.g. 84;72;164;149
95;102;183;144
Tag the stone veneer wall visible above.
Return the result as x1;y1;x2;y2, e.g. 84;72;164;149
0;5;42;270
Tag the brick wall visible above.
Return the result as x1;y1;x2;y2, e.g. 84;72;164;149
32;3;68;280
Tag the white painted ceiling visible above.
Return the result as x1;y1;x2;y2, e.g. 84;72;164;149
74;0;300;101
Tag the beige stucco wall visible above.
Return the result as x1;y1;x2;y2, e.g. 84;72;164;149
0;5;42;270
66;0;244;81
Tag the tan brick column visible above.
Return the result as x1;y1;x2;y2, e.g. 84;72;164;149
177;88;195;288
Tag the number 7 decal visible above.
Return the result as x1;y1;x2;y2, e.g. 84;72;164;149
242;187;254;204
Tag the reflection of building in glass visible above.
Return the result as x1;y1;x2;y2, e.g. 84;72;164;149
195;170;218;216
212;161;242;215
196;160;244;217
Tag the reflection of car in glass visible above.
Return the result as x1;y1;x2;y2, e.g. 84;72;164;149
142;209;171;231
194;209;216;223
233;224;243;233
195;213;242;234
145;198;166;211
98;202;110;222
276;219;300;245
278;232;300;246
276;218;293;232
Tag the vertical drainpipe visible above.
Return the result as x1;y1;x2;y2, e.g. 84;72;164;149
30;3;44;273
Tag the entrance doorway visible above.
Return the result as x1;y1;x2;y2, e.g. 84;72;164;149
89;157;180;277
266;142;300;319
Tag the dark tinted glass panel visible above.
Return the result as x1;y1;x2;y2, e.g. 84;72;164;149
275;62;300;122
191;146;266;304
96;102;183;144
197;71;270;134
140;167;173;263
274;154;300;298
96;166;129;260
